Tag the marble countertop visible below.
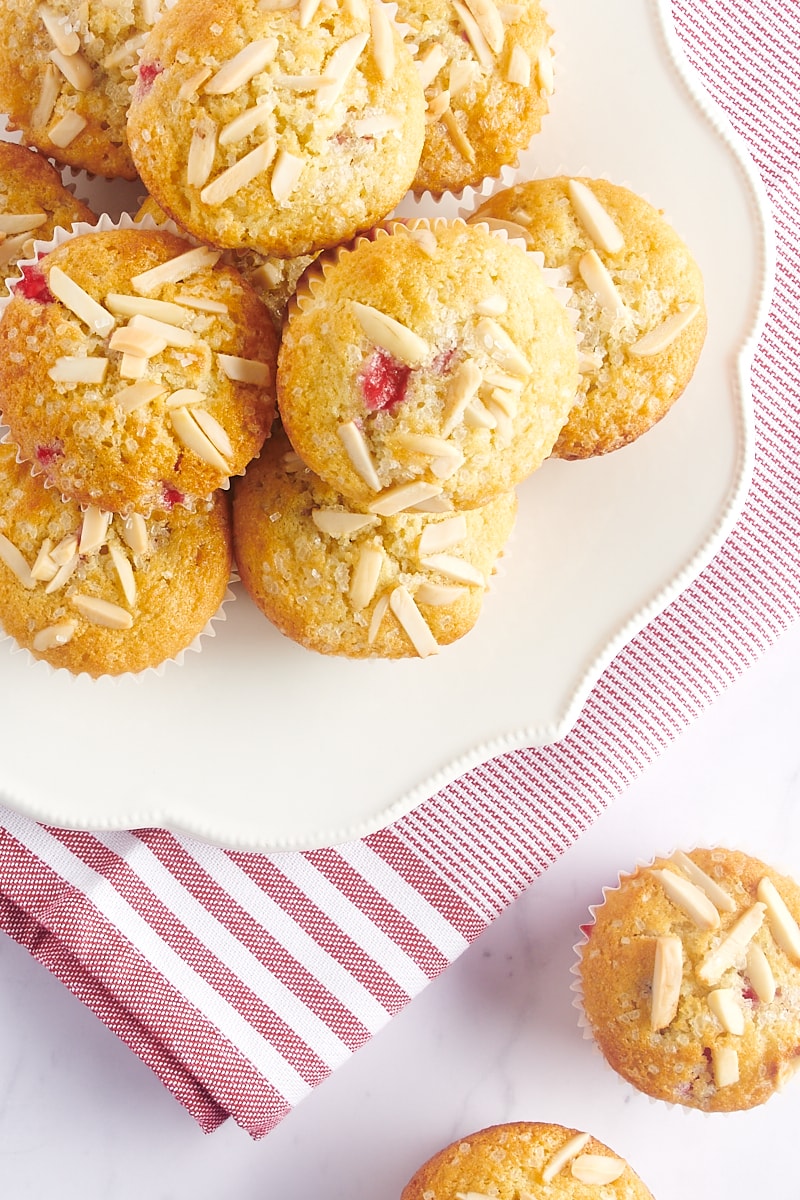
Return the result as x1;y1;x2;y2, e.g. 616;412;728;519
3;620;800;1199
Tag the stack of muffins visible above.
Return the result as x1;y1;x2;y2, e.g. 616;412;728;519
0;0;706;675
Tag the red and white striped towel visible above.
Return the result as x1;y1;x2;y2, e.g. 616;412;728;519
1;0;799;1139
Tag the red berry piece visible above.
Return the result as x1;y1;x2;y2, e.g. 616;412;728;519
160;485;184;510
35;442;63;466
13;264;53;303
136;60;163;98
359;348;411;413
430;346;456;375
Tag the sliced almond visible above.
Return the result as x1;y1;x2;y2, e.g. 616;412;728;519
570;1156;626;1186
407;227;438;258
32;63;62;128
141;0;162;23
349;545;384;609
259;0;298;9
0;532;35;589
441;359;482;436
420;553;484;586
111;381;168;413
178;65;213;100
315;33;370;112
170;406;230;472
39;5;80;55
650;934;683;1030
429;450;464;479
425;90;451;123
629;304;702;357
697;903;767;986
711;1043;739;1088
79;506;110;555
669;851;737;913
102;32;149;70
452;0;494;67
217;353;271;386
203;38;278;94
174;292;228;315
312;510;379;536
191;407;234;459
415;43;448;89
201;137;277;206
352;301;428;365
578;249;627;316
475;317;531;377
463;398;496;429
367;590;390;644
418;514;467;555
0;231;31;269
49;48;93;91
338;421;381;491
475;293;509;317
651;868;720;930
388;585;438;657
367;481;443;516
463;0;504;53
31;540;58;583
48;355;108;384
578;350;603;373
271;148;304;203
745;943;776;1003
757;876;800;963
48;111;87;148
272;72;336;90
187;116;218;188
482;367;523;392
109;324;168;359
50;533;79;566
131;246;221;295
449;59;481;96
568;179;625;254
71;593;133;630
486;386;518;419
353;114;400;136
541;1132;591;1184
440;108;476;164
506;44;530;85
707;988;745;1035
537;45;554;94
48;266;115;336
128;313;198;350
122;513;149;556
0;214;48;236
164;387;209;409
414;581;467;606
370;2;395;79
32;620;77;651
109;543;136;606
105;293;193;327
219;101;274;146
409;494;453;513
395;432;461;461
45;552;78;593
298;0;322;26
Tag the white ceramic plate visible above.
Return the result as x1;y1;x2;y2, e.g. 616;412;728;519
0;0;772;851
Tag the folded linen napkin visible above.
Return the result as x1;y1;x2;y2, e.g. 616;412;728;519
1;0;798;1139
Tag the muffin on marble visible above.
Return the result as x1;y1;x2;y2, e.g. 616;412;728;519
278;218;579;511
401;1121;654;1198
0;443;232;676
126;0;426;258
472;176;706;458
0;226;277;514
0;141;96;274
577;847;800;1112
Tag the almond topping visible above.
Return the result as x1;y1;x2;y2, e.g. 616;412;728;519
441;108;476;164
0;532;35;589
33;620;77;651
178;66;213;100
48;266;115;336
187;116;218;188
351;301;429;365
407;227;438;258
122;513;149;556
367;482;443;516
506;44;530;85
119;351;147;380
425;91;451;123
71;593;133;630
192;407;234;459
109;544;137;606
338;422;381;490
420;553;484;586
79;506;110;555
414;581;466;606
463;0;504;53
33;64;61;129
410;494;454;513
170;407;230;472
349;545;384;610
204;38;279;94
50;533;79;566
711;1043;739;1088
570;1156;626;1186
217;354;271;386
389;585;438;657
259;0;298;9
298;0;322;26
708;988;745;1035
757;876;800;963
449;59;481;96
112;381;168;413
578;249;627;316
164;387;209;409
482;367;523;391
219;101;274;146
141;0;162;23
578;350;603;373
45;552;78;593
464;399;496;429
108;325;168;359
475;317;531;376
441;359;482;436
537;46;554;94
49;48;93;91
102;33;149;70
39;5;80;55
201;137;277;205
745;943;776;1003
31;540;58;583
353;114;400;136
174;293;228;315
475;293;509;316
127;313;198;350
452;0;494;67
486;386;518;418
669;851;737;913
367;591;390;644
105;294;193;327
650;935;683;1030
271;148;304;203
429;451;464;480
131;246;221;295
650;868;720;930
48;356;109;384
48;111;87;148
416;43;448;89
541;1132;591;1184
418;514;467;555
568;179;625;253
370;2;395;80
395;433;462;461
312;510;379;536
316;33;370;112
697;903;767;986
273;72;336;90
629;304;702;357
0;214;48;235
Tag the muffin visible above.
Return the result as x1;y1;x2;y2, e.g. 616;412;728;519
472;176;707;458
277;218;579;510
0;443;232;676
0;226;277;514
233;428;516;657
0;141;96;273
126;0;426;258
0;0;172;179
577;847;800;1112
397;0;554;195
401;1121;654;1198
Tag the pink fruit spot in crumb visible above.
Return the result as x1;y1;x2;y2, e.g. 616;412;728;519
161;485;184;510
430;346;456;375
742;985;758;1003
136;60;163;98
579;923;593;939
13;265;53;303
359;348;411;413
36;443;63;466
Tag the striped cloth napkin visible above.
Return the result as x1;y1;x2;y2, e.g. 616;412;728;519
1;0;797;1139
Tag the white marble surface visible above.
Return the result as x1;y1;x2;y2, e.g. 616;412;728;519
3;619;800;1198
